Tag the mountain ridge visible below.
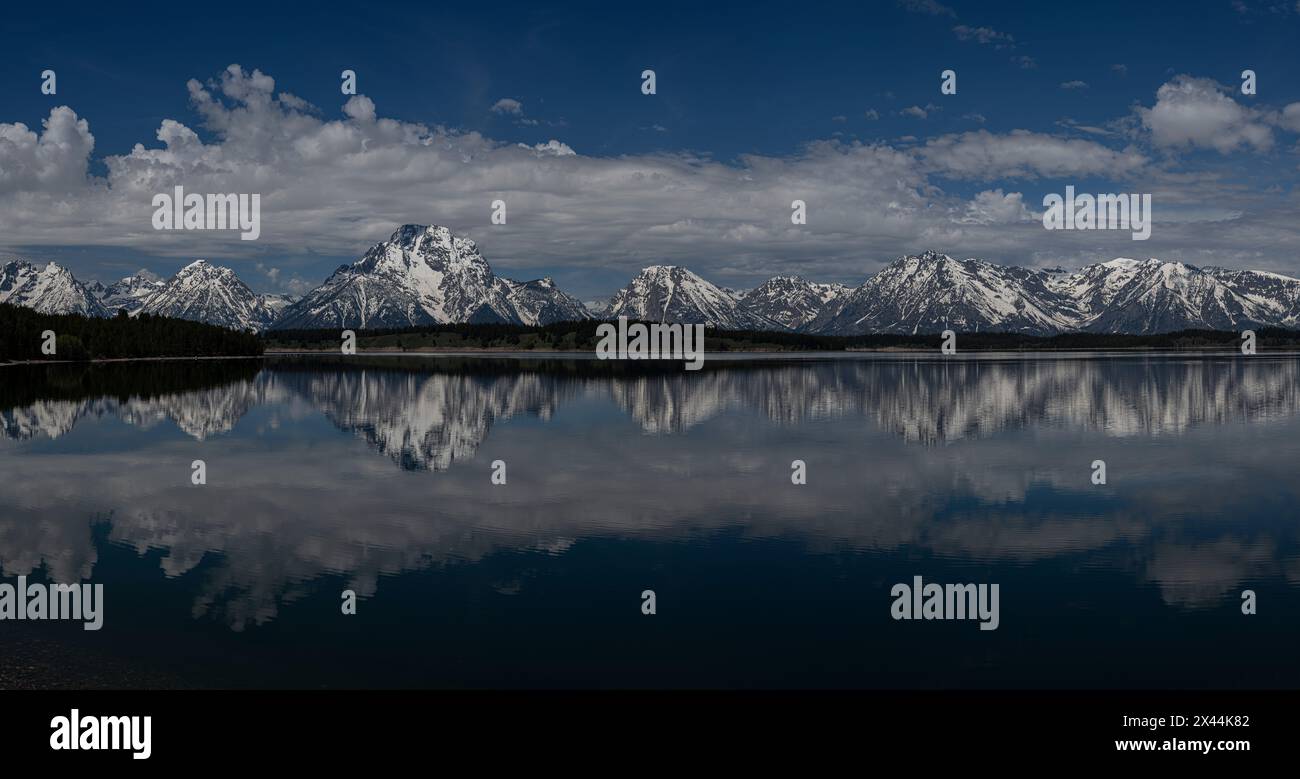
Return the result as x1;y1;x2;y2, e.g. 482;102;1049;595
135;259;291;332
7;236;1300;335
1;260;110;318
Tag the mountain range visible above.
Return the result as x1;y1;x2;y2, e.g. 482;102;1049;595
5;226;1300;335
1;259;292;331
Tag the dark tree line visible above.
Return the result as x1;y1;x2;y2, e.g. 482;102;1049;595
263;319;1300;352
7;305;1295;362
267;319;605;345
0;304;263;362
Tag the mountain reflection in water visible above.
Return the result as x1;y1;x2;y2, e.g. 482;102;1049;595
1;354;1297;688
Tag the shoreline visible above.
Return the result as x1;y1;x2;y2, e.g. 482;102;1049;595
0;355;266;368
5;346;1300;366
267;345;1294;355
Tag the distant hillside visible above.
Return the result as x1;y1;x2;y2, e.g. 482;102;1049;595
0;303;263;362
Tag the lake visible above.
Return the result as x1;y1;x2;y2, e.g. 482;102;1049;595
1;352;1298;688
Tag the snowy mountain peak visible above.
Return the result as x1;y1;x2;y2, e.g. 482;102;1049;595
389;223;429;244
503;277;590;325
0;260;109;317
136;260;287;332
740;275;851;331
602;265;781;331
355;224;488;277
99;272;166;314
10;243;1300;336
1058;256;1266;333
177;259;237;280
390;224;477;255
273;224;589;330
811;250;1082;336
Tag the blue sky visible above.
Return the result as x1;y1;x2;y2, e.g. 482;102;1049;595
2;0;1299;299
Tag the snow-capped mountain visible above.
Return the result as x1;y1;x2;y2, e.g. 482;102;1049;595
9;243;1300;336
778;252;1300;336
740;276;850;332
136;260;288;332
272;224;591;329
1053;258;1267;333
259;293;297;320
1204;266;1300;328
502;277;591;325
811;251;1080;336
601;265;782;331
565;253;1300;335
98;272;165;314
0;260;110;317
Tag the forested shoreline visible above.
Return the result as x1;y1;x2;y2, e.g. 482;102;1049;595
0;303;263;362
265;320;1300;352
6;303;1300;363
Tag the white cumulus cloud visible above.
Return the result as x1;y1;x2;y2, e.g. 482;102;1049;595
1138;75;1274;153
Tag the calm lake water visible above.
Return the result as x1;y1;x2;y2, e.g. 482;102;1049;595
2;352;1298;689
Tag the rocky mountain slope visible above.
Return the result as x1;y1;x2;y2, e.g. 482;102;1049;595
600;265;782;331
272;225;591;329
739;276;849;331
135;260;290;332
812;251;1080;335
99;272;165;314
0;261;109;317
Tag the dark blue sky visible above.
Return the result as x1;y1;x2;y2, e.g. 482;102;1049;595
7;0;1295;159
2;0;1298;297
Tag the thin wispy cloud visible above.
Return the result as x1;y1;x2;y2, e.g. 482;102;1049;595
952;24;1016;47
491;98;524;115
896;0;957;18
